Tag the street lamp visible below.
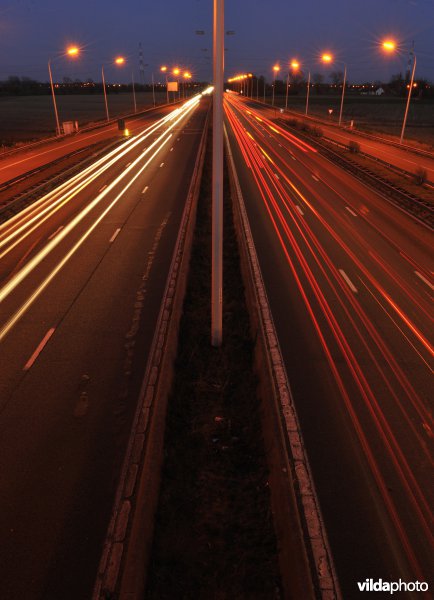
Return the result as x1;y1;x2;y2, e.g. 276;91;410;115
272;64;280;106
102;56;127;122
183;71;192;98
48;45;80;136
160;66;169;103
382;39;416;144
321;52;347;126
285;60;299;110
173;67;181;99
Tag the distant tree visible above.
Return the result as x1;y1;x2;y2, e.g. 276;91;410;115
389;72;405;95
329;70;344;85
312;73;324;85
63;76;73;84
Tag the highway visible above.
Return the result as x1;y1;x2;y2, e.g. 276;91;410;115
237;95;434;183
225;93;433;598
0;103;181;185
0;93;209;599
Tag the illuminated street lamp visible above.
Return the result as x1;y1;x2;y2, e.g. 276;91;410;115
382;38;416;144
272;64;280;106
183;71;192;98
173;67;181;99
285;59;299;110
160;65;169;103
48;45;80;136
321;52;347;126
102;56;127;122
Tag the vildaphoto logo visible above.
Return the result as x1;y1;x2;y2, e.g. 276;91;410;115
357;579;429;593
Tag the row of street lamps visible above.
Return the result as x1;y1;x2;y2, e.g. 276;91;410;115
48;47;194;136
160;66;192;103
230;39;417;144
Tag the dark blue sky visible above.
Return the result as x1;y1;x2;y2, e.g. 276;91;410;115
1;0;433;84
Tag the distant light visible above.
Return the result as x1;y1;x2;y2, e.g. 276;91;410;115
115;57;125;65
382;40;396;52
322;53;333;63
160;65;167;72
273;64;280;72
173;67;180;76
184;71;192;79
291;60;300;70
67;46;79;57
124;128;130;136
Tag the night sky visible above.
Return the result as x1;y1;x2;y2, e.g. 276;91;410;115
1;0;433;84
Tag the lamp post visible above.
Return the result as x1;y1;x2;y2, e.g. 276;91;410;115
305;70;311;116
183;71;192;98
160;66;169;103
101;56;127;122
212;0;224;346
285;60;299;110
272;64;279;106
382;39;416;144
173;67;181;99
321;52;347;126
48;46;80;136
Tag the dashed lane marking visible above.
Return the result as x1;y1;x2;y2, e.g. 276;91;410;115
339;269;358;293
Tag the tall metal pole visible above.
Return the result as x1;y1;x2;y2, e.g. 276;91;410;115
165;74;169;104
132;71;137;113
400;53;416;144
102;66;110;121
263;77;266;103
152;73;156;106
285;70;290;110
305;71;311;116
272;71;276;106
48;59;61;136
256;77;259;100
212;0;224;347
338;65;347;126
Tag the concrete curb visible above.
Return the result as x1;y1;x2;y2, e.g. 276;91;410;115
92;103;210;600
224;125;341;600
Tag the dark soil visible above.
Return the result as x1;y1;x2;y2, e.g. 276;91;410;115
144;131;282;599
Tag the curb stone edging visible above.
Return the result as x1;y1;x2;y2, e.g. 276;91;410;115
224;124;341;600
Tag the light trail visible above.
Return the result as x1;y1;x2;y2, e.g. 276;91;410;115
0;96;201;340
225;100;434;579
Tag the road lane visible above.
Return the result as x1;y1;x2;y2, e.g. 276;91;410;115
0;94;209;599
238;95;434;183
225;94;433;598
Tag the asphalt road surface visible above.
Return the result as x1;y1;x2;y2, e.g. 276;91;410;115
225;93;433;599
238;94;434;183
0;94;209;599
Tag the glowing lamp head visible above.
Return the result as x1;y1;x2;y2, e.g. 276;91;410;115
291;60;300;70
273;65;280;73
322;53;333;63
160;65;167;72
115;57;125;65
183;71;192;79
382;40;396;53
173;67;180;76
67;46;79;57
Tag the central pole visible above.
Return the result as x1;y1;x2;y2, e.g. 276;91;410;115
338;65;347;126
212;0;224;347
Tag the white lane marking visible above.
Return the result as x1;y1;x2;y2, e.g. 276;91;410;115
24;327;55;371
311;175;319;182
160;162;165;167
99;184;107;193
345;206;357;217
170;147;174;151
274;172;280;179
110;228;121;243
415;271;434;291
339;269;358;293
125;162;131;167
278;143;282;147
291;155;296;161
177;137;180;141
48;226;64;240
141;186;149;194
295;206;304;216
